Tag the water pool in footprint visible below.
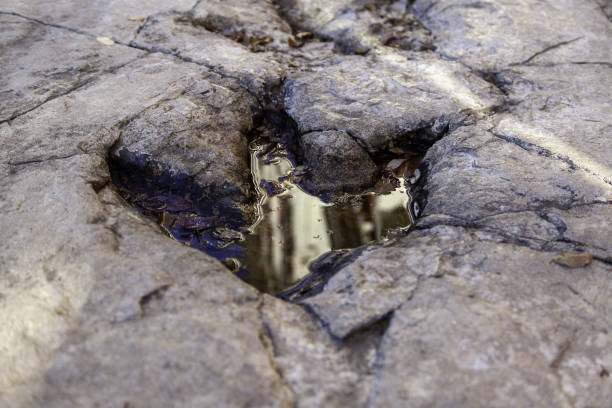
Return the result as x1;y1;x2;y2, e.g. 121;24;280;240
112;138;420;296
234;139;418;294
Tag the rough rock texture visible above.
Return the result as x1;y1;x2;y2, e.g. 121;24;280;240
1;1;611;407
300;130;379;194
131;12;284;95
412;0;612;70
0;13;142;122
283;51;503;154
190;0;293;52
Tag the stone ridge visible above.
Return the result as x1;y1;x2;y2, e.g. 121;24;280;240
0;0;610;407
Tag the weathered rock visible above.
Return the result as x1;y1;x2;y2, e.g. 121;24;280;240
300;232;444;338
262;295;377;407
494;63;612;183
412;0;612;71
367;226;612;407
276;0;432;54
1;54;198;164
421;120;611;232
284;50;503;154
132;12;284;95
283;49;502;193
299;130;378;194
0;0;194;43
0;155;294;407
275;0;352;34
110;69;259;220
0;14;142;122
190;0;293;52
1;0;612;406
300;224;612;406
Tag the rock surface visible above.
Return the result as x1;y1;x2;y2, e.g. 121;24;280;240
1;1;611;407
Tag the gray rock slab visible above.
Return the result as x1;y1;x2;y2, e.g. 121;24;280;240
0;154;295;407
0;0;194;43
262;295;376;407
412;0;612;71
1;0;611;406
0;14;142;122
368;228;612;407
110;68;259;217
300;228;447;338
2;54;256;214
275;0;433;54
494;63;612;183
421;121;611;236
283;49;503;154
300;130;379;194
275;0;352;33
2;54;196;164
132;12;284;95
190;0;293;52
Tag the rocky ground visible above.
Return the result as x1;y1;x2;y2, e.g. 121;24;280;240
1;0;611;407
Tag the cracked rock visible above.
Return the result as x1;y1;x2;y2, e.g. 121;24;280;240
132;12;284;95
412;0;612;71
300;130;379;194
0;14;143;122
190;0;293;52
1;0;611;406
284;50;503;154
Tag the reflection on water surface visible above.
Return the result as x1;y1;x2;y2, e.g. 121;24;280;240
236;139;416;294
111;140;419;296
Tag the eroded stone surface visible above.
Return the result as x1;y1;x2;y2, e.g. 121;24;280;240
190;0;292;52
0;0;195;43
412;0;612;71
1;0;611;407
0;14;142;122
284;50;503;154
299;130;378;194
132;12;284;95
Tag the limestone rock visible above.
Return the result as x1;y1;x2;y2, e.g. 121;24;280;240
0;14;142;122
412;0;612;71
299;130;378;194
283;50;503;154
1;0;195;43
190;0;293;52
1;0;611;406
132;12;284;95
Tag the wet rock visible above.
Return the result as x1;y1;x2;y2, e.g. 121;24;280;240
300;130;378;195
110;70;259;221
0;154;294;407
